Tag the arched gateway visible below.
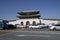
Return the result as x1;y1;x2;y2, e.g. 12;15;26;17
26;21;30;27
26;21;30;25
33;21;36;25
21;22;23;25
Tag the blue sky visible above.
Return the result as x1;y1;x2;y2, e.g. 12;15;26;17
0;0;60;20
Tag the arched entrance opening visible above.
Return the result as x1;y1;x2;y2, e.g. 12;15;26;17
21;22;23;25
26;21;30;27
33;21;36;25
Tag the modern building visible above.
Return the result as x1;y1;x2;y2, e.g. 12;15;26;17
0;19;8;29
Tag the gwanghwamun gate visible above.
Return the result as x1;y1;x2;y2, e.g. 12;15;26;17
8;10;60;27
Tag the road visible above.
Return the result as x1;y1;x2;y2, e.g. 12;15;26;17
0;28;60;40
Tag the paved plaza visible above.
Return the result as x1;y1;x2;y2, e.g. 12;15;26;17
0;28;60;40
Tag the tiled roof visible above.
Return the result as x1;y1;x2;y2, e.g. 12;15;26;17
42;18;60;21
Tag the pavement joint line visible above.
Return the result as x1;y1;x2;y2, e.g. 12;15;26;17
14;31;60;34
16;34;51;37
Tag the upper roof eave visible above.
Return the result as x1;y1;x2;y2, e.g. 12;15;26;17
17;10;40;15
